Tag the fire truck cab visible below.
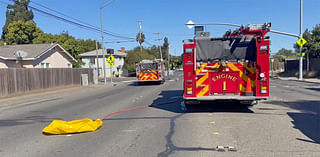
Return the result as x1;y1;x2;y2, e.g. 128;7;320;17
183;23;271;106
136;59;165;84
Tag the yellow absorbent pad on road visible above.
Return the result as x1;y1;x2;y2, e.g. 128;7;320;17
42;118;103;135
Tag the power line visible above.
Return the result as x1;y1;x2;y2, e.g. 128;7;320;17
28;5;134;40
144;40;155;46
104;40;135;43
4;0;134;40
29;0;131;39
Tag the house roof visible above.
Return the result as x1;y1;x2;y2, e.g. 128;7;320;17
0;43;76;62
80;49;126;58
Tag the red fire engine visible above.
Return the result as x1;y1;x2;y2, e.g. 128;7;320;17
183;23;271;106
136;59;165;84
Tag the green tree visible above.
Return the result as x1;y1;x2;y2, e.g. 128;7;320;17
124;46;155;74
148;45;160;58
302;25;320;58
162;37;169;59
136;32;145;45
4;20;39;45
2;0;34;39
273;48;296;62
276;48;295;58
32;32;54;44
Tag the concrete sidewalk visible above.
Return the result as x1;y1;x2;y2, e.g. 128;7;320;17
272;76;320;84
0;83;121;112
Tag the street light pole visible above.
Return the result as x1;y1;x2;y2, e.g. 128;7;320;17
138;20;143;53
100;0;117;85
167;45;170;78
298;0;303;80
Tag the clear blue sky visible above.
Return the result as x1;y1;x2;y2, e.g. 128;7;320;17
1;0;320;56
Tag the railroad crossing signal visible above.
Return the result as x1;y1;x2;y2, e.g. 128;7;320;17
296;37;307;47
107;55;114;66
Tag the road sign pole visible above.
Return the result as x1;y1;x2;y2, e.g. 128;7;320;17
299;0;303;80
107;55;114;84
111;65;113;84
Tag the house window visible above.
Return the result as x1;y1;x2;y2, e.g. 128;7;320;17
41;63;51;68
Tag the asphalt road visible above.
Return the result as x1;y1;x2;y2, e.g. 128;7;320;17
0;72;319;157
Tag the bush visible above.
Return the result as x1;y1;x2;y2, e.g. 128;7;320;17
304;71;318;78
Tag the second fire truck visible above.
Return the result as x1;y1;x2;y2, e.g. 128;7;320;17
136;59;165;84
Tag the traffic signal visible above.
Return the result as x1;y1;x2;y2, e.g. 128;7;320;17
107;49;114;54
302;47;308;53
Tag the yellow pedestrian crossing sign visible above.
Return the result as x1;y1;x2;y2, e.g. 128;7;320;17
296;37;307;47
108;62;114;66
107;55;114;66
107;55;114;62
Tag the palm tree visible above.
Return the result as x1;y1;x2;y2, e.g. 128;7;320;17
136;32;145;53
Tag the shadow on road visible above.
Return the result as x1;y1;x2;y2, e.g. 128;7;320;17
265;100;320;145
306;88;320;92
127;81;162;86
0;114;63;127
150;90;253;114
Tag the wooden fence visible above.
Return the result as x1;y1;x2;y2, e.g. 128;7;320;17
0;68;93;97
285;58;320;72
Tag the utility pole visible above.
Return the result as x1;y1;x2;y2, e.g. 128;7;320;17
154;32;163;61
307;51;309;72
167;44;170;78
110;50;113;84
96;40;100;77
100;8;107;84
138;20;143;53
298;0;303;80
100;0;117;84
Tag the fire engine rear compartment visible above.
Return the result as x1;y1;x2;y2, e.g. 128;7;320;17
195;36;257;62
138;63;159;82
184;36;268;104
136;60;165;84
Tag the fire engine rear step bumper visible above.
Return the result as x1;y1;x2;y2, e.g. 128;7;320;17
184;96;267;101
137;80;163;82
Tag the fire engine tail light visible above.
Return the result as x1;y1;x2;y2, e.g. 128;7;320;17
261;86;267;94
187;88;193;95
260;78;268;94
186;80;193;95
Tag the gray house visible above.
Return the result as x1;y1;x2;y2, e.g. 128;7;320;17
80;48;127;77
